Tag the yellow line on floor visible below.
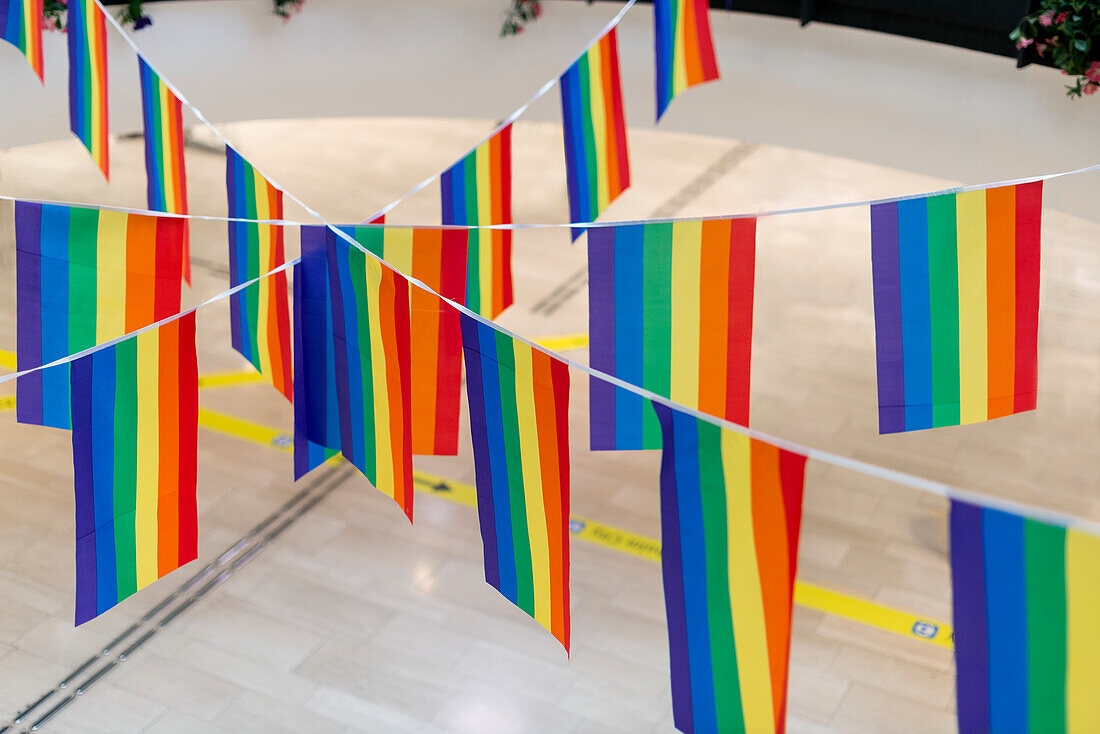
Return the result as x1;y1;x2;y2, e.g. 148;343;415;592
0;370;264;414
197;407;954;650
0;349;16;372
532;333;589;351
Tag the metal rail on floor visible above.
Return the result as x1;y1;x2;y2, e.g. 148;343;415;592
0;461;355;733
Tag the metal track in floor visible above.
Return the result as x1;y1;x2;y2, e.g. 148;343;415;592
0;461;355;733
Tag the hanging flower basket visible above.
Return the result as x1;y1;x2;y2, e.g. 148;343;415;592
1012;1;1100;97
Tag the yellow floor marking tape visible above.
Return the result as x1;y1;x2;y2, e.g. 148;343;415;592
0;349;15;372
0;370;263;414
532;334;589;352
196;407;954;649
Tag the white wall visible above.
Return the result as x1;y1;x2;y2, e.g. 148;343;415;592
1;0;1097;219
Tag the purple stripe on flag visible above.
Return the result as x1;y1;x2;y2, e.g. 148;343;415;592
949;500;991;734
71;351;97;625
654;403;695;732
460;314;500;589
587;227;617;450
15;202;44;425
870;202;906;434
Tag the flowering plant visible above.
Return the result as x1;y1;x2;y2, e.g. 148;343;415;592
1011;1;1100;97
273;0;305;21
501;0;542;36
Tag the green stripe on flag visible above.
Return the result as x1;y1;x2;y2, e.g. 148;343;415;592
495;331;534;614
1025;520;1067;734
112;339;139;600
642;224;673;447
697;421;745;732
348;248;378;485
926;194;960;427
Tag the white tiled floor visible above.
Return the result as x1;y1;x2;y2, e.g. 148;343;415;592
0;117;1097;732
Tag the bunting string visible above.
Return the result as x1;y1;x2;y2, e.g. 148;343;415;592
4;159;1100;230
1;0;1098;542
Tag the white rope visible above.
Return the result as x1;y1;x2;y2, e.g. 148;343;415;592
3;0;1094;536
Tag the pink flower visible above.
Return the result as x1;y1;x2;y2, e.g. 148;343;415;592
1086;62;1100;83
1036;43;1047;57
1083;83;1098;96
1016;37;1033;49
1039;12;1053;25
1054;12;1068;23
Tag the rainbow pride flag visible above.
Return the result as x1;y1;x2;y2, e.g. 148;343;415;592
589;218;755;450
440;124;513;319
461;314;571;649
655;405;806;734
950;500;1100;733
293;237;341;480
71;312;198;625
654;0;719;121
560;26;630;236
334;225;467;455
138;57;190;284
67;0;109;179
15;202;185;429
328;235;414;519
871;182;1042;434
1;0;44;81
226;146;292;401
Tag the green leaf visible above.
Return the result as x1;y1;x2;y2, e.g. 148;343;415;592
1074;38;1088;51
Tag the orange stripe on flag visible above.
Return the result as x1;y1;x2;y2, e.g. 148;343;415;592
681;0;703;85
751;440;793;728
125;215;157;332
533;352;566;645
985;186;1016;419
697;219;732;417
410;230;443;454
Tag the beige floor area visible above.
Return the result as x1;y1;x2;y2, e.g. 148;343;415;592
0;117;1097;734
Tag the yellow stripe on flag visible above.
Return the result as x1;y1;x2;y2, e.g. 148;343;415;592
724;431;777;734
158;83;177;210
1067;529;1100;733
476;146;493;311
587;41;610;211
252;168;274;385
96;211;128;341
669;221;702;408
365;259;395;499
513;343;552;631
133;330;160;589
383;228;415;281
956;190;988;424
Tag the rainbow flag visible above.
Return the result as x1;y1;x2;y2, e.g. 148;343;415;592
138;57;191;284
461;314;571;649
871;182;1042;434
15;202;185;429
950;500;1100;733
293;238;340;480
654;0;720;121
226;146;292;401
440;124;513;319
560;26;630;237
654;405;806;734
334;225;467;455
589;218;755;450
328;235;414;519
71;312;198;625
1;0;44;81
67;0;109;179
